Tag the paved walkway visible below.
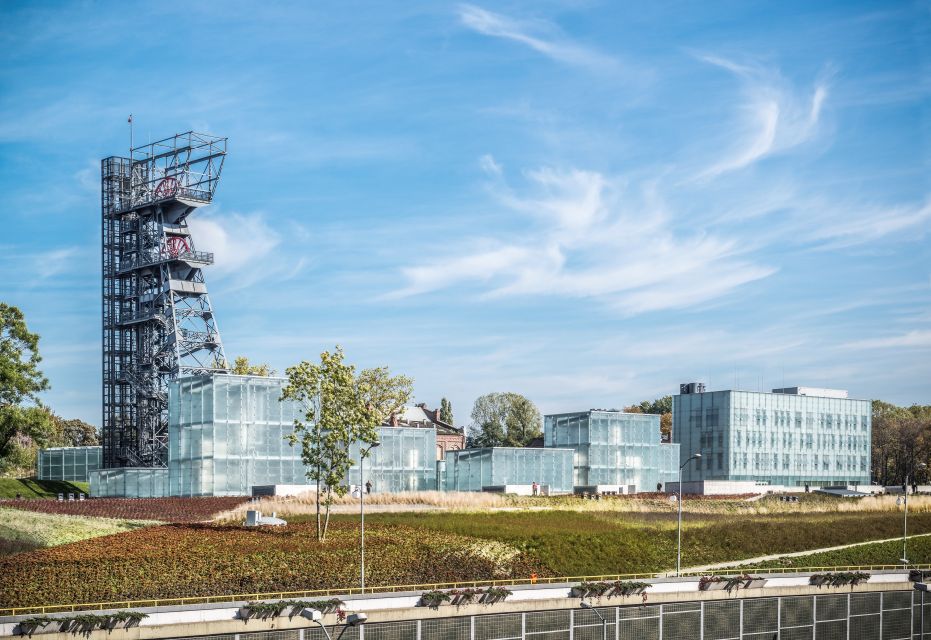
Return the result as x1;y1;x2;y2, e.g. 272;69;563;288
676;532;931;575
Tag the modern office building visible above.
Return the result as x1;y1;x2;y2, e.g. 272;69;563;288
544;410;680;493
443;447;575;494
37;446;102;483
672;384;871;487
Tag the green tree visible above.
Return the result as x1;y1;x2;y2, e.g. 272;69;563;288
468;392;542;447
871;400;931;486
440;397;453;425
51;416;99;447
0;304;53;474
230;356;275;376
281;346;412;541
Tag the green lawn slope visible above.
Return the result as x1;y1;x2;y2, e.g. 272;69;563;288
0;478;90;499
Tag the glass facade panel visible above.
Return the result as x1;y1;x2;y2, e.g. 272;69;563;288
673;389;871;486
347;426;436;492
545;411;679;493
90;467;169;497
37;446;102;482
444;448;575;493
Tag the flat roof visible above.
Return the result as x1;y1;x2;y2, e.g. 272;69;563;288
544;410;661;418
674;389;871;402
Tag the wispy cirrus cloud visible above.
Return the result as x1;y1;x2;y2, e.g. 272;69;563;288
807;198;931;248
693;54;830;180
389;160;774;313
34;247;81;279
843;329;931;350
458;4;619;72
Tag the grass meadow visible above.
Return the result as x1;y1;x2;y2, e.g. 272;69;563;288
3;492;931;608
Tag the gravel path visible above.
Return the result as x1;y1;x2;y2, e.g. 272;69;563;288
674;531;931;575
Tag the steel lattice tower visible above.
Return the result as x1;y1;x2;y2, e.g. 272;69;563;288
102;132;228;468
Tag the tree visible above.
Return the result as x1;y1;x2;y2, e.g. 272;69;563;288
440;397;453;425
0;303;53;471
230;356;274;376
281;346;412;541
871;400;931;486
468;392;542;448
51;416;99;447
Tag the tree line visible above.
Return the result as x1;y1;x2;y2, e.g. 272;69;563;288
871;400;931;486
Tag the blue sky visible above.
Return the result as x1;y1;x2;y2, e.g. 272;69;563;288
1;1;929;426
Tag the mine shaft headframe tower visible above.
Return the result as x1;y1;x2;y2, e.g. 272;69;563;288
102;131;228;469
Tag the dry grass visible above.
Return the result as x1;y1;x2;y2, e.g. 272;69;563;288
215;491;931;522
214;491;512;522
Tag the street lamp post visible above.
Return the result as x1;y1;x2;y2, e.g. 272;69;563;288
360;441;381;594
677;453;702;577
580;601;607;640
902;462;927;565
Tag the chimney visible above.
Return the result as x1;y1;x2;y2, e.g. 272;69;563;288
434;408;442;423
390;413;399;427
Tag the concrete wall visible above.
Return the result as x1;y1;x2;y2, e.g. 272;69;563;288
1;572;916;640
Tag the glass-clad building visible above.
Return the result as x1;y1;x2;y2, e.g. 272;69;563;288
91;374;442;498
545;410;680;492
443;447;575;493
91;467;169;497
168;374;306;496
37;445;102;482
347;427;437;493
673;386;871;486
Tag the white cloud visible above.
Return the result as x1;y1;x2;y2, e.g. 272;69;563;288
694;54;830;180
808;198;931;248
34;247;80;279
479;154;502;176
188;211;280;275
458;4;618;71
843;330;931;350
389;165;774;312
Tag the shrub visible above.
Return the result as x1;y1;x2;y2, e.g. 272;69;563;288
17;612;149;636
809;572;870;587
419;590;451;608
449;588;483;605
481;586;513;603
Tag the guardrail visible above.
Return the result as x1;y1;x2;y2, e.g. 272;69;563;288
2;564;928;617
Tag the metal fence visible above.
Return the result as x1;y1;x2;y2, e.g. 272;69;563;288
160;590;929;640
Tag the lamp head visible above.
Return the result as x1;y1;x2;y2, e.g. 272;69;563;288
300;609;322;622
694;453;702;458
580;601;593;610
347;612;368;626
